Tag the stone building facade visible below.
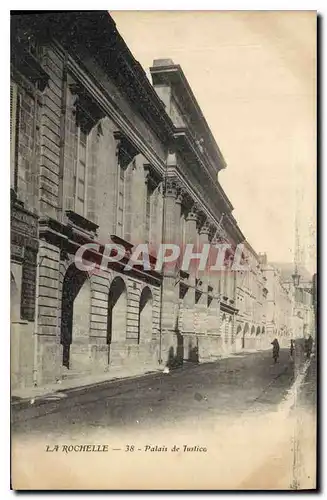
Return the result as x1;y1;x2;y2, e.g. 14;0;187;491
11;12;277;390
11;12;171;388
149;58;247;363
235;243;268;351
271;263;315;341
260;254;299;346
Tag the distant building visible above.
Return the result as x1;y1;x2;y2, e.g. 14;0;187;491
258;256;315;342
272;262;314;338
258;255;293;345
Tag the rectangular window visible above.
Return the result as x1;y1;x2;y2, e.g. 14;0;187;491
74;127;88;217
10;82;20;191
116;166;125;238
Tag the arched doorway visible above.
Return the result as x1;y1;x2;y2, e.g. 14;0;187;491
242;322;249;349
220;313;226;351
61;264;91;370
256;326;261;336
139;286;153;342
235;324;242;351
107;277;127;351
227;315;233;350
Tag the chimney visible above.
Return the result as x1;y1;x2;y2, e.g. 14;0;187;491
152;59;175;67
258;253;267;265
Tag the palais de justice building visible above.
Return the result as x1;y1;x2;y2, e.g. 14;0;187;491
10;12;308;390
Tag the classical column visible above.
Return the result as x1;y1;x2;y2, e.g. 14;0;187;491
198;218;211;299
195;218;211;337
143;163;162;248
183;203;199;303
160;178;183;364
207;231;220;337
177;202;198;351
162;178;179;246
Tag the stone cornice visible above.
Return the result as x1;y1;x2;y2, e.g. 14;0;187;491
143;163;163;190
38;216;162;284
10;35;50;92
114;130;140;170
172;139;234;216
70;81;107;134
46;12;175;140
171;171;233;241
150;62;227;172
173;128;220;185
55;44;168;179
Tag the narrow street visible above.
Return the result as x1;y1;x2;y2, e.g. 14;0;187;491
12;349;294;435
11;349;316;490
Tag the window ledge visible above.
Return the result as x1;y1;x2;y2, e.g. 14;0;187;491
65;210;98;236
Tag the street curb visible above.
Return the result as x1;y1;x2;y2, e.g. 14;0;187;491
11;361;209;411
11;368;162;411
11;349;273;412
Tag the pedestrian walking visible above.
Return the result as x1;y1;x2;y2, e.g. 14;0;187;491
271;338;280;363
305;335;313;359
290;339;295;360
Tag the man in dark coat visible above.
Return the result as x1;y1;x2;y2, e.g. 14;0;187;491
290;339;295;358
305;335;313;359
271;338;280;363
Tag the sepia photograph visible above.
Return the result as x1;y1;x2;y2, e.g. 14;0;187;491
10;9;317;490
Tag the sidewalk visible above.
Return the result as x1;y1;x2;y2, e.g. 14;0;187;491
11;364;160;409
11;347;271;409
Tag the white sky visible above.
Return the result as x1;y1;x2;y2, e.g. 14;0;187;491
111;11;316;274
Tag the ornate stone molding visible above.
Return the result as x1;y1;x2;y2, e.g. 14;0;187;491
70;81;106;134
65;210;99;238
185;203;200;222
175;186;186;205
144;163;162;191
113;130;140;170
199;219;211;235
11;34;50;92
163;177;180;198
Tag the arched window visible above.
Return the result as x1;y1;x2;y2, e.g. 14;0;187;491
61;264;90;369
107;276;127;346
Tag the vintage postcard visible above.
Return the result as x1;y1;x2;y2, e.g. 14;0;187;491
10;10;317;490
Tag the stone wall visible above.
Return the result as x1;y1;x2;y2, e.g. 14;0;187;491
39;45;63;218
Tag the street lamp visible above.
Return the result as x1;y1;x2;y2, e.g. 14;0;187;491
292;270;301;288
